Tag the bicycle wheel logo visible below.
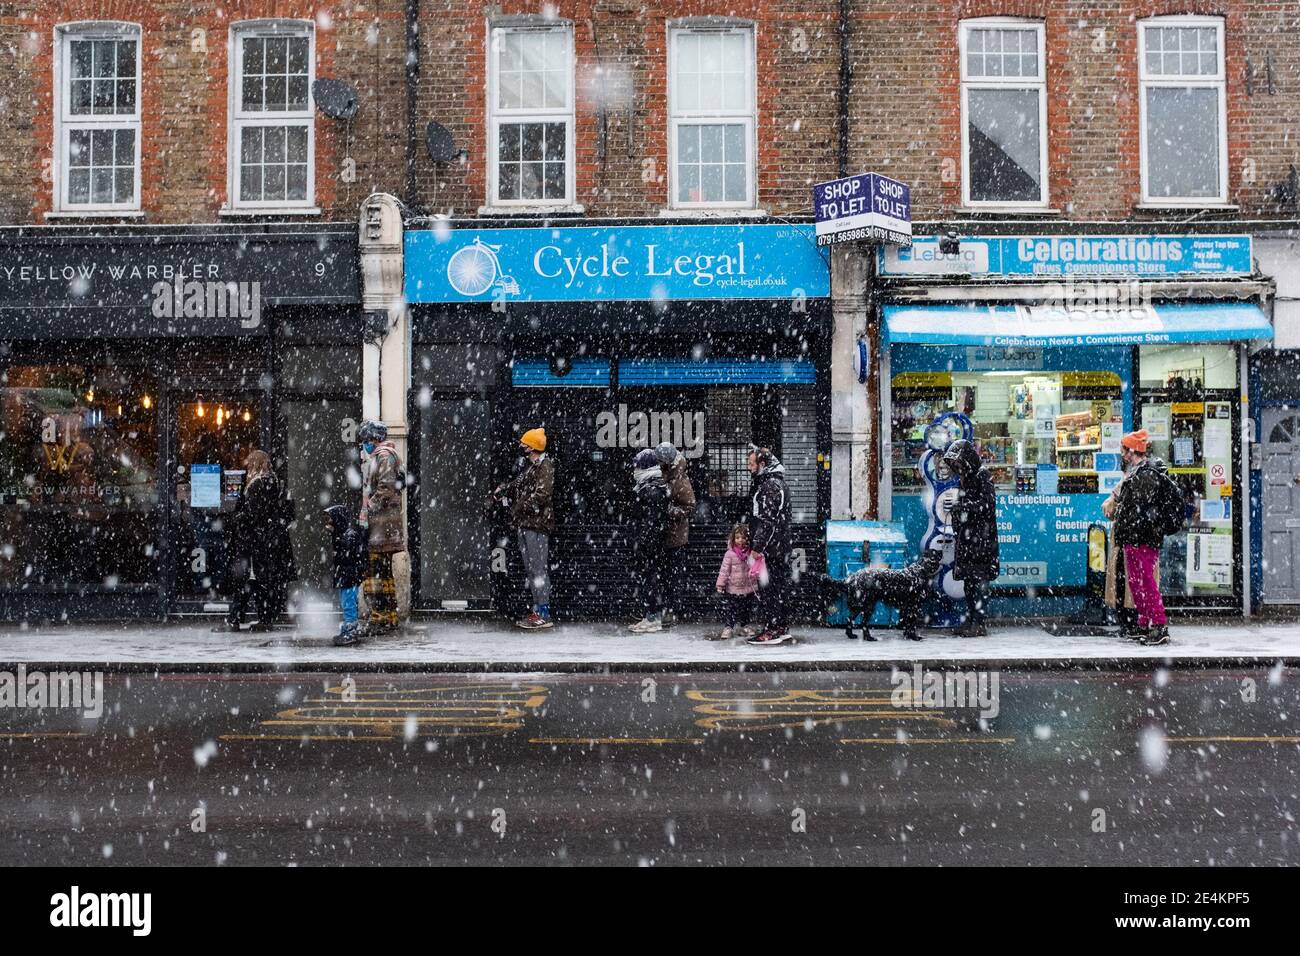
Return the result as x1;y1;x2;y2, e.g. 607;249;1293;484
447;238;520;298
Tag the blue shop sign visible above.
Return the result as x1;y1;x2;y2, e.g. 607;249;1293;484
405;223;829;303
879;234;1253;277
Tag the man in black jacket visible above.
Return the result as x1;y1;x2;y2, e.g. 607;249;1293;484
942;439;1000;637
745;445;794;646
628;448;670;633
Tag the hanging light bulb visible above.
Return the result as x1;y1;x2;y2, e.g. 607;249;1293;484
142;394;152;410
242;409;251;422
197;402;205;418
85;388;94;402
216;407;224;426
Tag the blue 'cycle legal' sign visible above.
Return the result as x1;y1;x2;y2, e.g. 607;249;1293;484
404;223;828;303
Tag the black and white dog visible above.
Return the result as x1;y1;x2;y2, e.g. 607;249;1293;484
822;547;943;642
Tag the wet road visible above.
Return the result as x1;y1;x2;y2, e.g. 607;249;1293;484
0;667;1297;865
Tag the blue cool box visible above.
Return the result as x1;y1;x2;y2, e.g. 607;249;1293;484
825;520;909;627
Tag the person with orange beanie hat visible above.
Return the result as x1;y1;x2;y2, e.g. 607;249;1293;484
490;427;555;629
1108;428;1175;645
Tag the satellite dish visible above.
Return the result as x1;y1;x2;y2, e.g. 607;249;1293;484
425;121;459;163
312;78;358;120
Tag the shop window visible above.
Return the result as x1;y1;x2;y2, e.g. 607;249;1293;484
1137;342;1237;392
668;22;755;208
0;364;159;590
891;364;1122;497
55;22;142;211
488;22;574;207
1138;16;1226;204
230;20;315;209
959;18;1047;207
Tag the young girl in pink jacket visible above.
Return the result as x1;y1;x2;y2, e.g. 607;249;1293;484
714;524;758;640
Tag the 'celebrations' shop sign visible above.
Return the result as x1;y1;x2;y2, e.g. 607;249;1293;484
880;234;1253;278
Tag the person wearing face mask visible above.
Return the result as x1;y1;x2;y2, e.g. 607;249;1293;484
1108;429;1174;646
744;444;794;646
940;438;1000;637
357;419;406;633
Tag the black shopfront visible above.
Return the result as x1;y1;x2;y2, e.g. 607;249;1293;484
403;221;833;622
0;225;361;621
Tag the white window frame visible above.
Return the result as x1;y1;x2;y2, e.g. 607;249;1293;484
53;21;143;213
227;19;316;212
1138;15;1228;206
486;21;575;209
958;17;1049;209
667;21;757;210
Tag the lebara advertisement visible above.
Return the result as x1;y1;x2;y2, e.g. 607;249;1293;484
893;494;1107;589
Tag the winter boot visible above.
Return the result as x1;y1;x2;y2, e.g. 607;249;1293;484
903;630;923;641
1140;624;1170;646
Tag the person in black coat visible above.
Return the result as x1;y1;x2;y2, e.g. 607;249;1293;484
324;504;368;646
214;486;256;633
942;439;1000;637
746;444;794;646
240;450;296;631
628;448;670;632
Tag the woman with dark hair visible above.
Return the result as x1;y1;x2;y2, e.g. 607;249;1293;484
240;450;295;632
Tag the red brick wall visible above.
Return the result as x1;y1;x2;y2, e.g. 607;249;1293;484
0;0;408;225
0;1;1292;226
413;0;841;217
847;0;1299;221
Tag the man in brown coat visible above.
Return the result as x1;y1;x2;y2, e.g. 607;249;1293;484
491;427;555;629
656;442;696;626
358;419;405;633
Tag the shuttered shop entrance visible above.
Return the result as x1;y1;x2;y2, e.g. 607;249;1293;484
491;357;828;621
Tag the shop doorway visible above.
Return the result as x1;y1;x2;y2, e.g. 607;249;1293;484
169;394;261;608
1133;344;1241;611
417;396;493;606
1260;408;1300;604
283;397;360;603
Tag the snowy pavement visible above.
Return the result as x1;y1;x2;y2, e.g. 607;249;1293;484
1;614;1300;670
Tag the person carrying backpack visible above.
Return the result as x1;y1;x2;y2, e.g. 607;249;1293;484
1111;429;1181;646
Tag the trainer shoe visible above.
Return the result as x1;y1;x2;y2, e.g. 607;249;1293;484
746;630;793;646
1140;625;1169;646
515;612;548;630
629;617;663;633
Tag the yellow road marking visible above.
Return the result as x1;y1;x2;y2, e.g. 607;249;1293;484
220;734;394;742
530;737;705;746
0;732;87;739
840;737;1015;745
1169;736;1300;744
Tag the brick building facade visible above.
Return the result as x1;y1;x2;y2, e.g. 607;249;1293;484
0;0;408;224
845;0;1298;220
1;1;1299;625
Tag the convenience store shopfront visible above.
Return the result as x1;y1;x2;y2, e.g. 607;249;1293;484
877;234;1270;619
0;226;361;621
402;221;831;620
